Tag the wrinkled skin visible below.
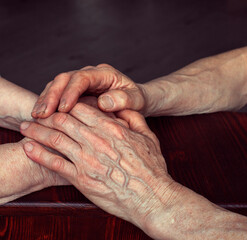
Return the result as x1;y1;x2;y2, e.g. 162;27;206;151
0;138;68;204
22;99;247;240
21;100;178;231
32;64;145;118
32;48;247;120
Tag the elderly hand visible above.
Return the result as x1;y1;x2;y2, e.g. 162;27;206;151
31;64;146;118
21;100;247;239
32;48;247;121
21;101;183;237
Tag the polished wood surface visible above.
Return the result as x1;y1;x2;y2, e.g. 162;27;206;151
0;111;247;239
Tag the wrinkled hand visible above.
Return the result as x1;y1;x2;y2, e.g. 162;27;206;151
32;64;146;118
21;102;178;233
0;138;68;204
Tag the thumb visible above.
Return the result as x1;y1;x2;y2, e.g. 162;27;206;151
98;89;144;112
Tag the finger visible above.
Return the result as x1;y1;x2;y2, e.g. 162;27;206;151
70;102;110;127
57;67;121;113
116;110;159;144
78;96;99;109
115;118;129;128
57;71;91;112
23;141;76;180
32;81;52;118
96;63;115;69
35;112;91;143
98;88;144;112
20;120;82;160
80;65;95;70
70;102;130;131
33;71;75;119
78;96;117;119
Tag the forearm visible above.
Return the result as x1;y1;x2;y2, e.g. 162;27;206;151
0;76;38;131
141;47;247;116
143;184;247;240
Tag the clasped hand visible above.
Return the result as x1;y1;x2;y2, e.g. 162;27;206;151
21;97;177;231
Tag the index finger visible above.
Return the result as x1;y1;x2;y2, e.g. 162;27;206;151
57;66;122;113
32;71;75;118
33;66;120;119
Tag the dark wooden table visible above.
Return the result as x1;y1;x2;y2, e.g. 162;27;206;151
1;1;247;238
0;111;246;239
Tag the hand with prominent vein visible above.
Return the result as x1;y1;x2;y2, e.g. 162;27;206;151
21;99;247;240
21;100;177;231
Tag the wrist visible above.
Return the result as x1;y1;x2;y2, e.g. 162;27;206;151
142;182;247;240
140;78;179;117
140;179;185;240
0;77;38;131
141;48;247;117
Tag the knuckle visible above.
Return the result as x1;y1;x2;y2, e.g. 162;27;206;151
116;118;129;128
110;122;125;139
72;102;97;117
43;90;60;102
94;135;111;151
71;102;84;113
131;110;141;119
80;65;94;70
72;71;85;79
35;145;44;160
51;157;64;171
48;84;63;96
110;71;119;82
96;63;113;68
52;113;68;126
27;124;39;138
50;132;64;147
119;90;129;103
54;72;70;82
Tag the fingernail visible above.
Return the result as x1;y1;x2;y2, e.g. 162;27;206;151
32;103;39;114
24;142;33;152
36;103;47;115
20;122;30;130
99;96;114;110
59;99;67;111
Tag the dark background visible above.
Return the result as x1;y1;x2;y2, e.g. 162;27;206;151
1;0;247;105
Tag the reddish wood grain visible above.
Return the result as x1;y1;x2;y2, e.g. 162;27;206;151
147;112;247;215
0;111;247;239
0;216;152;240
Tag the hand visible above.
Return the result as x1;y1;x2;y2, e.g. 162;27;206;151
32;48;247;120
31;64;146;118
21;102;180;236
20;102;247;239
0;138;68;204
